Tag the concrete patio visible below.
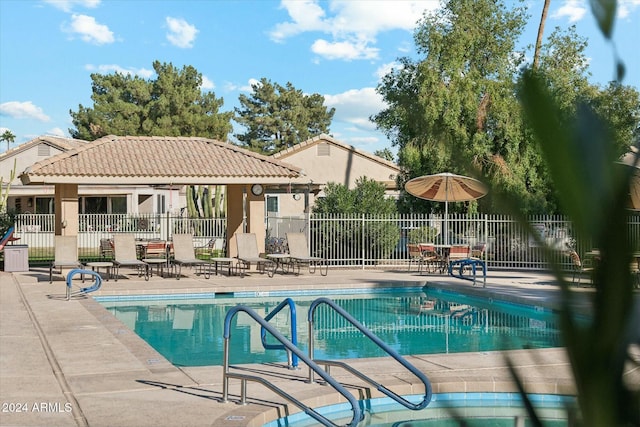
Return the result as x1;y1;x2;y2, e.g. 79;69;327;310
0;266;637;427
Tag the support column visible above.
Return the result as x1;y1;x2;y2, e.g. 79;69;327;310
246;186;265;255
226;184;244;258
54;184;78;236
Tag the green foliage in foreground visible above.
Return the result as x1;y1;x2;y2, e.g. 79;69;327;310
509;45;639;427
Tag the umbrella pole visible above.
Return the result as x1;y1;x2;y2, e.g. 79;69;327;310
444;177;449;246
444;201;448;245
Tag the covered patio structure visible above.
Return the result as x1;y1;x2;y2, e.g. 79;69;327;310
19;135;305;256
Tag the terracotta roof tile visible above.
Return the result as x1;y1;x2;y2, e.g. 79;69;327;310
0;135;88;160
21;135;302;185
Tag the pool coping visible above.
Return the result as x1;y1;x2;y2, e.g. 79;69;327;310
2;267;636;427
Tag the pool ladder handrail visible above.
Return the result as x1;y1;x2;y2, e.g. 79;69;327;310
260;297;299;369
222;304;363;427
308;297;433;411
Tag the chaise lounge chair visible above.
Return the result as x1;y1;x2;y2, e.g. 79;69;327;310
171;234;211;280
235;233;274;277
113;234;149;281
285;232;328;276
49;235;83;283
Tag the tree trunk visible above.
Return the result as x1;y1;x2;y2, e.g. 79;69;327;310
533;0;551;70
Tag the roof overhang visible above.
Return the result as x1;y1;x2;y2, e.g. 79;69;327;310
19;135;304;186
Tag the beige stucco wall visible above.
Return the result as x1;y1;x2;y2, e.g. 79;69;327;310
271;140;400;216
282;141;398;189
1;143;66;183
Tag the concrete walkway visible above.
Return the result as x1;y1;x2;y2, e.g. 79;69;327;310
0;267;636;427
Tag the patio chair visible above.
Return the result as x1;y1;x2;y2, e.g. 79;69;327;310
407;243;426;273
569;250;594;284
99;238;114;259
235;233;274;277
418;243;445;273
194;237;226;259
142;240;169;277
285;232;328;276
49;235;83;283
171;234;211;280
113;234;149;281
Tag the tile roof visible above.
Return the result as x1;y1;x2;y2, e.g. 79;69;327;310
0;135;88;160
21;135;303;185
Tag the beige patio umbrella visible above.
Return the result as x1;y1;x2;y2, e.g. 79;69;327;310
405;172;488;244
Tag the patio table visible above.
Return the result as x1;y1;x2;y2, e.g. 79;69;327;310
85;261;113;281
210;257;235;276
266;253;292;275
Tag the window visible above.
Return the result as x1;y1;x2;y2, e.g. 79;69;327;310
266;196;279;215
35;197;54;214
83;197;107;214
79;196;127;214
111;197;127;213
156;195;166;214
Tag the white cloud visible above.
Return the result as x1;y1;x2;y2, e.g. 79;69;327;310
84;64;154;78
618;0;640;18
44;0;100;13
0;102;51;122
166;17;198;48
552;0;587;23
375;61;400;80
324;87;385;132
270;0;327;41
270;1;436;61
201;76;215;90
239;78;261;92
63;14;114;44
311;39;378;60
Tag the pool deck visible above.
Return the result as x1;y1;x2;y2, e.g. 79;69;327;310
1;266;638;427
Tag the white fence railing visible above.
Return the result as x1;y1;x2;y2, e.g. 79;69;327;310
11;213;640;270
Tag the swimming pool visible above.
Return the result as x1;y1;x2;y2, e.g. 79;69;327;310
264;392;574;427
97;286;562;367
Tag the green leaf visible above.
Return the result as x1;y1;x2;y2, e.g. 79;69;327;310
589;0;616;39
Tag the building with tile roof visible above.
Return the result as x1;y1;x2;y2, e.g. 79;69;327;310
8;135;304;255
267;134;400;217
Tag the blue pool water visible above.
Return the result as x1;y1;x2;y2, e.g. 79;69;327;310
265;392;574;427
97;287;562;367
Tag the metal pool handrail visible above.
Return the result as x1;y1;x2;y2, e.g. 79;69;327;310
66;269;103;300
260;297;299;369
308;297;433;411
222;305;363;427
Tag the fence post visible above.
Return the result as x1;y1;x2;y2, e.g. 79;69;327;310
361;214;365;270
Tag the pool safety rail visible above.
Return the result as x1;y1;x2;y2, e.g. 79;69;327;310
222;297;433;427
448;258;487;287
260;297;299;369
222;304;363;427
308;297;433;411
66;269;103;300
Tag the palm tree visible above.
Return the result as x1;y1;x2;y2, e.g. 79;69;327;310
533;0;551;70
0;130;16;151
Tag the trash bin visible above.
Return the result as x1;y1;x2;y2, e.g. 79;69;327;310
3;245;29;272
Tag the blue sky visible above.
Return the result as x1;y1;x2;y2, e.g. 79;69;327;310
1;0;638;156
